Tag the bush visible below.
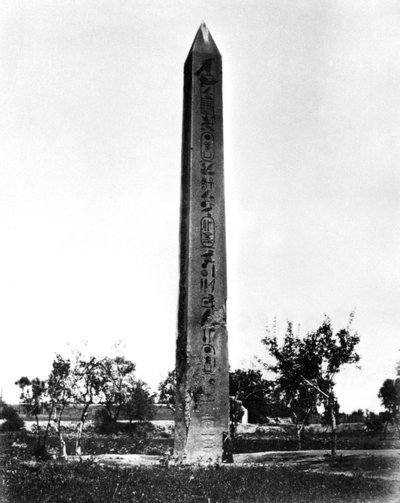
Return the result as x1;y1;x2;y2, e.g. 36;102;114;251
0;404;25;431
94;409;157;438
365;412;384;433
124;421;155;438
94;408;117;434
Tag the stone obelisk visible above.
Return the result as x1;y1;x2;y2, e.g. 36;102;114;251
174;23;229;462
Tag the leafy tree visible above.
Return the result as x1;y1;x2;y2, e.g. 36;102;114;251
126;380;155;422
158;370;176;412
158;368;281;429
0;403;25;431
47;355;73;458
364;410;391;435
69;354;105;456
15;377;52;458
348;409;365;423
229;396;244;429
100;356;136;422
378;377;400;439
229;368;287;424
262;314;360;455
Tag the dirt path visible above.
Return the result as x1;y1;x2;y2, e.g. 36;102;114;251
75;449;400;482
235;449;400;481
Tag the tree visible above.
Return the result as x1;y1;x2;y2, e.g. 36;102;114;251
126;380;155;422
158;370;176;412
69;354;105;456
0;403;25;431
262;314;360;455
100;356;136;422
47;355;73;459
378;377;400;439
15;376;52;458
364;410;390;436
16;358;74;459
229;368;288;424
158;368;280;430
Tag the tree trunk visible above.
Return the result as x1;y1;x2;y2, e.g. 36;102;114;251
54;407;68;459
34;413;43;449
76;408;89;457
383;419;388;442
395;419;400;440
296;425;302;450
330;403;337;456
43;403;55;446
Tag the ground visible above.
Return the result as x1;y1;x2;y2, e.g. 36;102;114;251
73;448;400;481
1;422;400;502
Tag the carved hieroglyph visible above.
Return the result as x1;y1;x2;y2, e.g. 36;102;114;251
174;23;229;462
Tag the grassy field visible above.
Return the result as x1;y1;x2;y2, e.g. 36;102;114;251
1;426;399;503
2;458;399;503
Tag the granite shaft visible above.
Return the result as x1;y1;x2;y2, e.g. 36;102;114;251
174;23;229;462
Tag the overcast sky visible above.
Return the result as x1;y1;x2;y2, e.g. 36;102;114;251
1;0;399;413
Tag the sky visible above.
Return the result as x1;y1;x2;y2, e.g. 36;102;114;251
1;0;399;413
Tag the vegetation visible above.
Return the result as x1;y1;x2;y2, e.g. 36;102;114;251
0;403;24;431
157;369;176;411
230;369;278;424
14;352;154;459
15;376;52;459
1;451;398;503
158;368;287;430
262;314;360;455
378;376;400;438
125;381;155;422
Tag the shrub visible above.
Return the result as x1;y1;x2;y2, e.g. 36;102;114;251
365;412;384;433
0;404;25;431
94;407;117;434
125;421;155;438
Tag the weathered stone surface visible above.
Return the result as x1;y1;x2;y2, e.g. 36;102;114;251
174;22;229;462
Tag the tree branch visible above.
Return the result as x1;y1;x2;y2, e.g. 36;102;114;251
300;375;330;399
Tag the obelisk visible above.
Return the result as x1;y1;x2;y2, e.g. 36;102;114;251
174;22;229;462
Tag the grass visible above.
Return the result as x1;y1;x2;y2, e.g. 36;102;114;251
1;429;399;503
1;458;399;503
233;434;400;453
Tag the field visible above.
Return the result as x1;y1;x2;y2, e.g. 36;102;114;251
1;423;399;503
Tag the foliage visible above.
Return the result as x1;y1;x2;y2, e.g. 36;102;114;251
157;370;176;411
15;376;52;458
322;401;340;426
125;381;155;422
229;368;287;423
339;409;365;424
378;378;400;415
262;314;360;454
94;407;116;434
14;350;156;457
364;411;388;433
15;376;47;422
100;356;136;422
378;377;400;437
158;367;285;427
1;456;398;503
229;397;244;428
0;403;25;431
47;354;73;458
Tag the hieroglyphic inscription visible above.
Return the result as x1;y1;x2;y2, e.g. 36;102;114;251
201;433;216;452
196;58;218;452
201;217;215;247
